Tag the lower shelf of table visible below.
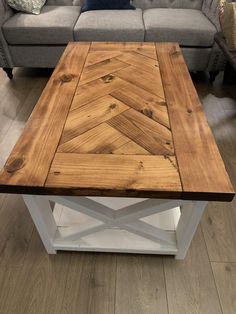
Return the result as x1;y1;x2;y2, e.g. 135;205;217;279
52;202;180;255
53;232;178;255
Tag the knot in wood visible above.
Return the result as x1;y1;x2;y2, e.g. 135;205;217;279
109;103;117;110
60;74;73;83
187;108;192;114
170;48;180;57
138;161;144;170
159;101;166;107
141;108;153;118
5;157;25;173
102;74;114;83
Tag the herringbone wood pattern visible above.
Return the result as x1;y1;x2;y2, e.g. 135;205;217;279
59;45;173;156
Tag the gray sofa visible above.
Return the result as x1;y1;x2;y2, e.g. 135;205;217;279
0;0;225;79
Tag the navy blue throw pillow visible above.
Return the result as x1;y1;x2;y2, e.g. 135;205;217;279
81;0;135;12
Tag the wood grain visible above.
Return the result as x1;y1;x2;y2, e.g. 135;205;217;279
71;75;127;111
8;230;70;314
156;43;235;201
90;42;156;51
116;255;168;314
108;108;174;155
85;50;122;66
116;51;159;74
115;65;165;100
200;93;236;261
0;194;33;267
61;253;116;314
60;95;129;144
0;77;48;169
135;45;157;59
46;153;182;198
79;57;129;85
91;41;158;58
211;262;236;314
0;42;90;188
111;84;169;128
58;123;130;154
112;140;150;155
164;227;222;314
201;201;236;262
0;267;21;314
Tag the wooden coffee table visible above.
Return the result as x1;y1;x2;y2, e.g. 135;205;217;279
0;42;234;259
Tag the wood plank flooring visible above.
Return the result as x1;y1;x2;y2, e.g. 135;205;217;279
0;68;235;314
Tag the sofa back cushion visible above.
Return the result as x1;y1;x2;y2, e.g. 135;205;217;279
46;0;203;8
46;0;81;5
133;0;203;10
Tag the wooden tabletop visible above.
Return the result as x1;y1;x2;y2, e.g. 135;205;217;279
0;42;234;201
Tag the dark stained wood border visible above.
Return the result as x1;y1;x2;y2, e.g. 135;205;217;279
0;184;183;200
156;43;235;202
0;42;91;188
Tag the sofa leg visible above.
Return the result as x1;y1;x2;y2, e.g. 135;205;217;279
223;62;236;84
209;71;219;83
3;67;13;79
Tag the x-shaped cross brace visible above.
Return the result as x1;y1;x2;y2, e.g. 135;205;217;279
48;196;183;246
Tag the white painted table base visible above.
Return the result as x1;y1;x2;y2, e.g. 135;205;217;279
23;195;207;259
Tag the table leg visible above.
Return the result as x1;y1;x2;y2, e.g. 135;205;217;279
175;201;207;259
23;195;57;254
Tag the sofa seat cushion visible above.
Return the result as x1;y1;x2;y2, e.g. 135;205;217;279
74;9;144;41
3;6;81;45
143;8;216;47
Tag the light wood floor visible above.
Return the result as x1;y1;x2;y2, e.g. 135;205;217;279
0;68;235;314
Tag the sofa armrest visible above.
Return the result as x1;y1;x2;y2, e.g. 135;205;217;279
202;0;227;71
207;42;226;71
0;0;14;67
202;0;221;31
